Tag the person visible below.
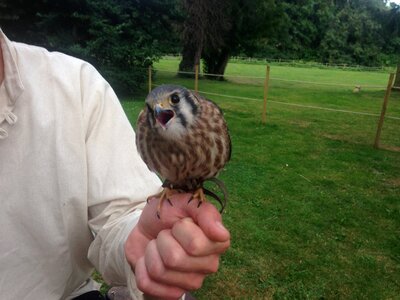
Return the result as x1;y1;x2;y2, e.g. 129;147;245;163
0;28;230;299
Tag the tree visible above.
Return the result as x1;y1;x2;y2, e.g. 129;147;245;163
178;0;230;77
320;4;383;65
202;0;282;79
381;3;400;87
259;0;396;66
0;0;181;95
178;0;281;79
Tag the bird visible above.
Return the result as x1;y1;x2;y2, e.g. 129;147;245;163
136;84;231;218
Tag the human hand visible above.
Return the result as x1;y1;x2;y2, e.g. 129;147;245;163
124;193;230;299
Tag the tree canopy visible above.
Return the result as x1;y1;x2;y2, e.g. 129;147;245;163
256;0;400;66
1;0;400;92
178;0;400;77
0;0;180;95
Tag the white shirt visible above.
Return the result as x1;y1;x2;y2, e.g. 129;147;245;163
0;29;161;299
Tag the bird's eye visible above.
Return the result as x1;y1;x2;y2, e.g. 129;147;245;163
170;94;180;105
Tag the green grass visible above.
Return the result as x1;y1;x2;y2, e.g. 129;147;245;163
120;58;400;299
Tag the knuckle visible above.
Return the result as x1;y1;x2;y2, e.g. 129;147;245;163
147;259;164;279
136;275;150;293
171;290;186;299
157;229;171;239
187;276;204;290
208;256;220;273
221;239;231;252
145;241;163;279
163;249;182;268
186;237;202;256
157;230;185;268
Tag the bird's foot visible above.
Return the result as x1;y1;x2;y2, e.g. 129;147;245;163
146;188;176;219
188;187;207;208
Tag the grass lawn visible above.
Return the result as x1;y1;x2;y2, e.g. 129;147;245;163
119;58;400;299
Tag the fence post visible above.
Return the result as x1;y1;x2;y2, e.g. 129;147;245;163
148;66;152;93
195;64;199;93
262;65;270;124
374;73;394;149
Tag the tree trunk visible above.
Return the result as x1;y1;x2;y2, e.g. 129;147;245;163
178;0;206;78
178;38;203;78
203;48;230;80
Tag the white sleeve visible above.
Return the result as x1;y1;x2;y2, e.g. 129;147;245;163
79;63;161;287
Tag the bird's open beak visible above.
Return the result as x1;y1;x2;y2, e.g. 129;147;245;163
154;104;174;128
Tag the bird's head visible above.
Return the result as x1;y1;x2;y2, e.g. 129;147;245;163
145;84;199;139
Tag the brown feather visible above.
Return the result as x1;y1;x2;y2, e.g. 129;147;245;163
136;86;231;192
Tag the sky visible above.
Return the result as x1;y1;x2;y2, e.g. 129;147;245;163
389;0;400;4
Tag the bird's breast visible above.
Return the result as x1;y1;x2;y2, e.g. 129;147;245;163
136;99;230;191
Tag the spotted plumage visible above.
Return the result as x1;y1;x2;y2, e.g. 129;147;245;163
136;84;231;214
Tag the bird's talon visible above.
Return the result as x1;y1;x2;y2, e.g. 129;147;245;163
156;211;161;219
137;85;230;220
197;201;203;208
167;198;173;206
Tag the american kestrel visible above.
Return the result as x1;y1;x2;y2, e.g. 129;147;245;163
136;84;231;217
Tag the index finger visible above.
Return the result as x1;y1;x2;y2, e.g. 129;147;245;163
185;200;230;243
172;218;230;256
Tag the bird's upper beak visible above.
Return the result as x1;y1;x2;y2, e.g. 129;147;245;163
154;103;174;128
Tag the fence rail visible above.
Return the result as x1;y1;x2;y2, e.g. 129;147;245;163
161;55;397;72
155;68;387;89
149;65;399;150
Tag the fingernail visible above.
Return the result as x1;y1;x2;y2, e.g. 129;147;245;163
216;221;228;233
183;217;195;223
